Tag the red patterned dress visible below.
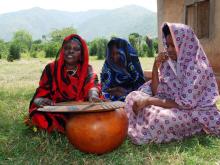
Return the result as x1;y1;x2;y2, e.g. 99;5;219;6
28;34;100;133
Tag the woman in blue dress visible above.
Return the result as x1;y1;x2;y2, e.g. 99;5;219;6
101;37;145;101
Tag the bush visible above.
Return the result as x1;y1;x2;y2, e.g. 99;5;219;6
88;41;97;56
31;42;44;52
129;33;142;56
7;42;21;61
12;30;32;52
88;38;108;59
30;51;37;58
153;38;158;54
44;42;60;58
139;44;147;57
145;36;155;57
36;50;46;58
147;47;154;57
96;38;108;60
0;40;9;59
30;42;45;58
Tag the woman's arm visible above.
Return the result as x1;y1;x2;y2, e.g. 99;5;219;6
147;97;179;109
151;61;159;96
133;96;179;114
84;65;101;101
107;87;127;97
151;53;168;96
33;98;54;107
88;87;101;102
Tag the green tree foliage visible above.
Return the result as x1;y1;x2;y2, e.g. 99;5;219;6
0;39;9;59
145;36;154;57
12;30;32;52
50;27;77;43
42;35;47;41
88;41;97;56
129;33;142;56
88;38;108;59
128;34;156;57
146;46;154;57
43;27;77;58
7;42;21;61
139;43;148;57
44;42;60;58
33;39;42;44
30;40;44;58
97;38;108;60
153;38;158;54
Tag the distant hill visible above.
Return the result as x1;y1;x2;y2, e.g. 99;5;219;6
0;5;157;41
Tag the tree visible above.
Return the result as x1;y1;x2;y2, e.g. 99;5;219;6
88;40;97;56
30;40;44;58
7;42;21;61
0;39;9;59
42;35;47;41
145;36;153;50
33;39;42;44
12;30;32;52
95;38;108;60
50;27;77;43
44;42;60;58
129;33;142;56
88;38;108;59
153;38;158;54
31;40;44;52
140;43;148;57
145;36;154;57
146;46;154;57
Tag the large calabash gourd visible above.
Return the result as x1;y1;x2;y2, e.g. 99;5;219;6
65;108;128;154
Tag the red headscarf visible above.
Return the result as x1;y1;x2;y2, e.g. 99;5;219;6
51;34;92;101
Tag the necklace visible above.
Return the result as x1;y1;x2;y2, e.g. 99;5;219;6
66;65;78;76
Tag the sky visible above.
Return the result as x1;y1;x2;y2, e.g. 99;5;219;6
0;0;157;14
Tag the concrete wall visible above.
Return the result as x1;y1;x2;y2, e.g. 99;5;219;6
157;0;185;51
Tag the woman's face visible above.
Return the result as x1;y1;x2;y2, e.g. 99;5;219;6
111;45;120;64
63;40;81;65
166;34;177;61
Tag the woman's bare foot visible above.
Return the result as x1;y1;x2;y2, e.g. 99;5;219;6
132;97;149;115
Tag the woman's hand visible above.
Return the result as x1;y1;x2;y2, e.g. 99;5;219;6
132;96;150;115
88;88;101;102
107;87;127;97
154;52;168;68
152;52;168;96
34;98;54;107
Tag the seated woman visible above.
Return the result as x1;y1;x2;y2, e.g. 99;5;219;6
125;23;220;144
28;34;100;133
101;37;145;101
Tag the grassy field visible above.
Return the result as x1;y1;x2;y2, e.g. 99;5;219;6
0;57;220;165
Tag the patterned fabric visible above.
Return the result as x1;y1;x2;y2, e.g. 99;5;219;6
29;34;100;133
125;23;220;144
101;37;145;101
159;23;219;108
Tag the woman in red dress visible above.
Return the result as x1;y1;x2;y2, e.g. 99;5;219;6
28;34;101;133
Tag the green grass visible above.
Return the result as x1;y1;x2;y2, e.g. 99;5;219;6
0;58;220;165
